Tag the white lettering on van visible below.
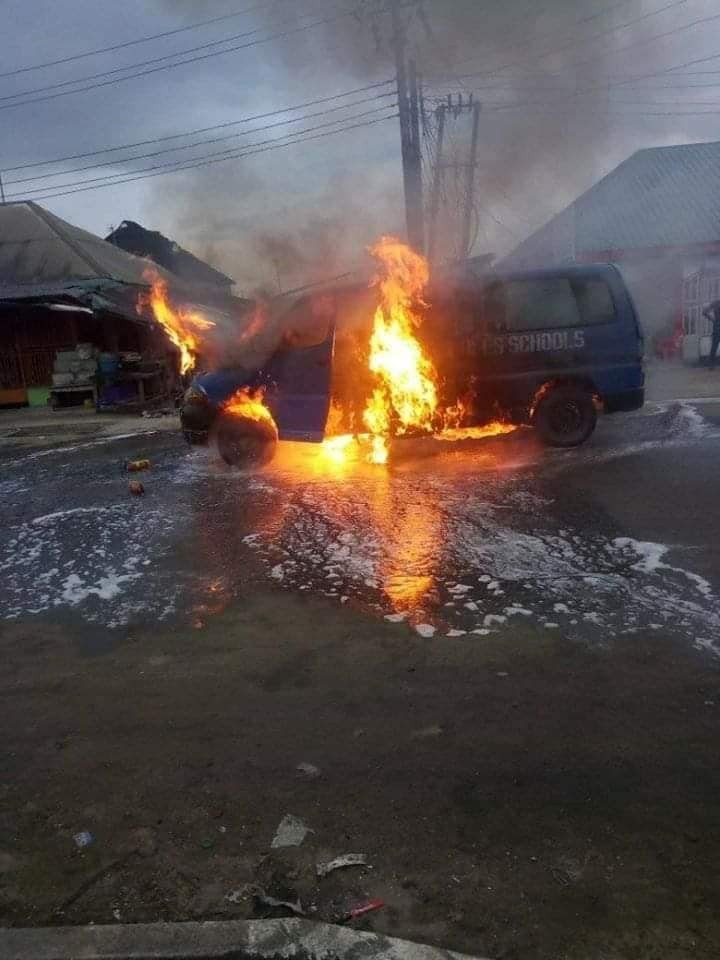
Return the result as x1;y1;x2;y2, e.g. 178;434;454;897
478;329;586;355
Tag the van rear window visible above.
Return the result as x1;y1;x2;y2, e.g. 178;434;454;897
486;277;617;331
574;279;616;325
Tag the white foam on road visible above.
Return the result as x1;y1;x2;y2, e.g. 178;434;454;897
1;502;180;626
3;432;159;468
614;537;714;598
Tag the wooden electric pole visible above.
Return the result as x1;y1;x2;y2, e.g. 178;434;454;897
390;0;424;252
460;100;481;258
426;104;446;265
426;95;482;263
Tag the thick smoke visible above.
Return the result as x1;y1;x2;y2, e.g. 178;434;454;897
150;0;717;288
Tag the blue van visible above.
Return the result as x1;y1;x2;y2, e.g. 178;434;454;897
426;261;645;447
180;263;644;463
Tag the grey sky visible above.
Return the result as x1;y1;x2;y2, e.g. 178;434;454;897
4;0;720;292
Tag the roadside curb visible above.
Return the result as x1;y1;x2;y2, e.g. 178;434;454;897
1;919;487;960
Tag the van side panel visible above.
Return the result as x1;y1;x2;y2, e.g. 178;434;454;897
461;264;644;419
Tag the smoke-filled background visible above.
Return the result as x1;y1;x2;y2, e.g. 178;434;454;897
5;0;720;293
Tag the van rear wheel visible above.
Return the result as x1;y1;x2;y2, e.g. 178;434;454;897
535;385;597;448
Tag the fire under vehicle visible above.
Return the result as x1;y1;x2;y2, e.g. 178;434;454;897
180;261;644;467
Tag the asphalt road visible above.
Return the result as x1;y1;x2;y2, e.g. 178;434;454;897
2;400;720;653
1;401;720;959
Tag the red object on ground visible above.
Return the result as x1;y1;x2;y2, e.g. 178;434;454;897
348;898;385;920
655;319;684;360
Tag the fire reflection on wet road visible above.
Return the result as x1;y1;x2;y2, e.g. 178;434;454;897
174;405;720;651
1;401;719;655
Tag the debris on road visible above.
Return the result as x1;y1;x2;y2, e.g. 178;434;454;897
271;814;311;849
226;885;250;904
128;480;145;496
411;724;443;740
296;762;321;779
72;830;94;849
415;623;436;638
342;897;384;922
316;853;369;878
126;459;151;472
254;889;306;915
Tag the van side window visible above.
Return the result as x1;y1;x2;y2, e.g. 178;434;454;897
573;279;616;325
503;278;580;331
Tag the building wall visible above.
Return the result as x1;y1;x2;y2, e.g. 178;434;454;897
610;256;682;342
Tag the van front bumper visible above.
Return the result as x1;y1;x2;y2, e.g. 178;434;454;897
180;396;218;442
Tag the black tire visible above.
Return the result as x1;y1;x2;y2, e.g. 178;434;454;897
534;384;597;448
216;413;278;468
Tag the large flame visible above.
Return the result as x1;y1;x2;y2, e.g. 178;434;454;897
140;272;215;375
362;237;438;464
320;236;515;466
224;385;278;433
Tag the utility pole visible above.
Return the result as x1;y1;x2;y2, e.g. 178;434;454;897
426;94;482;263
0;172;5;204
426;104;446;265
460;100;481;259
390;0;424;252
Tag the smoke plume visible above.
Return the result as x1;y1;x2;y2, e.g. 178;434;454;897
150;0;718;287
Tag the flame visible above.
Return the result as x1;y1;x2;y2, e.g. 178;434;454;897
139;271;215;375
321;433;358;466
224;385;278;433
362;236;438;464
440;422;516;442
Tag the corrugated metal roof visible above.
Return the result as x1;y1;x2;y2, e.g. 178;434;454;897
0;201;181;290
0;202;253;328
576;140;720;252
504;139;720;264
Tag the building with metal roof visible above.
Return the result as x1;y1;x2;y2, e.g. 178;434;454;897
501;140;720;362
0;202;249;406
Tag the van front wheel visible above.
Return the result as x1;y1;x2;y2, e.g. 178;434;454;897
216;412;278;467
534;385;597;448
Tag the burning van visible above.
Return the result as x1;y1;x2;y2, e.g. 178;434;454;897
181;289;341;465
179;240;644;467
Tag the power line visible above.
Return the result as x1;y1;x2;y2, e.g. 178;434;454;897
424;79;720;91
428;90;720;109
482;101;720;117
572;6;720;93
0;5;347;109
13;103;397;196
609;50;720;89
5;90;397;186
427;0;639;76
6;110;399;202
0;0;284;79
2;79;393;173
431;0;687;79
0;1;418;113
444;5;720;101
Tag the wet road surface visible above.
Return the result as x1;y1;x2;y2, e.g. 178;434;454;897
3;400;720;958
2;400;719;656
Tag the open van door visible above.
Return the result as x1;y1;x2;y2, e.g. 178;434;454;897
264;293;336;442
